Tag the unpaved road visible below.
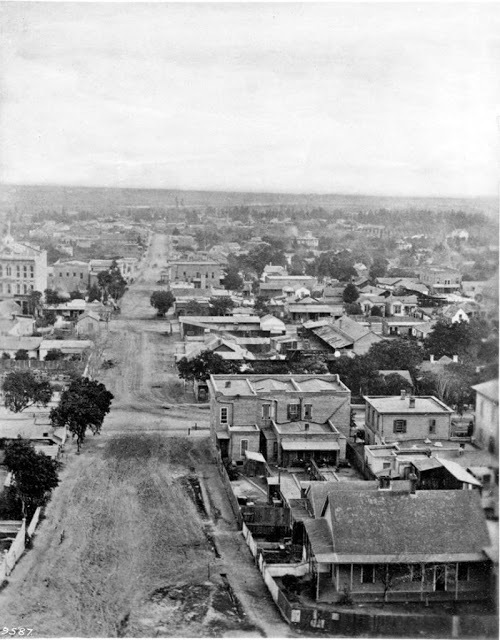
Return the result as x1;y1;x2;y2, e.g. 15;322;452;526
0;234;293;637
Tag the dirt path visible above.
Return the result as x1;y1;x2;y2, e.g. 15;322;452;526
0;234;293;638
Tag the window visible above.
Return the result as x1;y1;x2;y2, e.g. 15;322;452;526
23;284;27;294
6;266;11;276
394;305;402;314
382;462;391;469
16;284;20;294
16;266;20;277
80;273;83;279
393;419;407;433
240;439;249;456
488;436;495;455
361;565;376;584
287;403;300;420
303;404;312;420
212;272;215;278
7;284;11;294
59;272;63;277
220;407;228;424
66;272;69;277
262;404;271;422
73;272;76;277
429;419;436;434
458;564;469;581
0;266;2;277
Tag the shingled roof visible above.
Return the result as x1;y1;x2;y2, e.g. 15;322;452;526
308;489;490;563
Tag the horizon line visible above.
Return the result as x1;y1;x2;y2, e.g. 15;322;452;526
0;181;497;202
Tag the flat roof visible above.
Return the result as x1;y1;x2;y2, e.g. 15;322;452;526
365;395;452;414
275;421;335;435
211;374;348;396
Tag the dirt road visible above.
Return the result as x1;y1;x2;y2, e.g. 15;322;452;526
0;234;293;638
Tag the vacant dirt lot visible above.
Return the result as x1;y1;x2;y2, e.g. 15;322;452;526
0;235;292;638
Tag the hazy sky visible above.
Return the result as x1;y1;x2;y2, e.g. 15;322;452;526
0;2;499;196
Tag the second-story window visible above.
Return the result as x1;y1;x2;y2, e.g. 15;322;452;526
287;403;300;420
303;404;312;420
393;419;407;434
220;407;228;423
429;419;436;434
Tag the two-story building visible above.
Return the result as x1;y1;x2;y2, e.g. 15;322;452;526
164;260;223;289
418;266;462;296
472;380;498;456
49;259;90;293
363;393;453;445
208;374;350;466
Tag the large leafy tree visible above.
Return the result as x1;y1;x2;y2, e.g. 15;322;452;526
177;352;240;382
184;300;207;316
367;338;424;372
97;260;127;300
50;377;113;451
208;296;235;316
222;266;244;291
343;283;359;304
4;439;59;517
2;371;52;413
150;290;176;316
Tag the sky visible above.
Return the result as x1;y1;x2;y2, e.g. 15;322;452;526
0;2;499;197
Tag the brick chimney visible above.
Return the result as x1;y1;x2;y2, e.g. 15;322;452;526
430;354;435;363
409;396;415;408
401;389;406;400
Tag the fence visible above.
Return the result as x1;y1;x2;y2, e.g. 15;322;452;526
0;519;26;583
0;508;43;584
214;449;242;526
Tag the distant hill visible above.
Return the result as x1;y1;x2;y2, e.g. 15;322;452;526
0;183;496;217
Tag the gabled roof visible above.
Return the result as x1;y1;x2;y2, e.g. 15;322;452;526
472;380;498;403
317;490;489;562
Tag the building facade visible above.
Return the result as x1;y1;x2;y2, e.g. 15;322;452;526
472;380;499;456
208;374;350;465
0;235;48;312
364;394;453;445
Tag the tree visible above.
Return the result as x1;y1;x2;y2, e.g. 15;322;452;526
177;352;240;382
367;339;424;373
222;266;244;291
50;377;113;451
209;296;235;316
4;439;59;517
87;283;102;303
150;290;176;316
369;256;389;282
377;373;414;396
69;290;85;300
2;371;52;413
45;348;64;361
44;289;64;305
97;261;127;300
14;349;29;361
370;305;384;317
343;283;359;304
2;352;10;359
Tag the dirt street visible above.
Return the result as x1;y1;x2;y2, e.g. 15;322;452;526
0;234;293;637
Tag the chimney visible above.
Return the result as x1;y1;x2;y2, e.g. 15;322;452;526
430;354;435;363
304;423;309;432
452;355;458;363
408;472;418;495
409;396;415;409
401;389;406;400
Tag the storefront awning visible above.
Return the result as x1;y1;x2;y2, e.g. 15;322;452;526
281;440;340;451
